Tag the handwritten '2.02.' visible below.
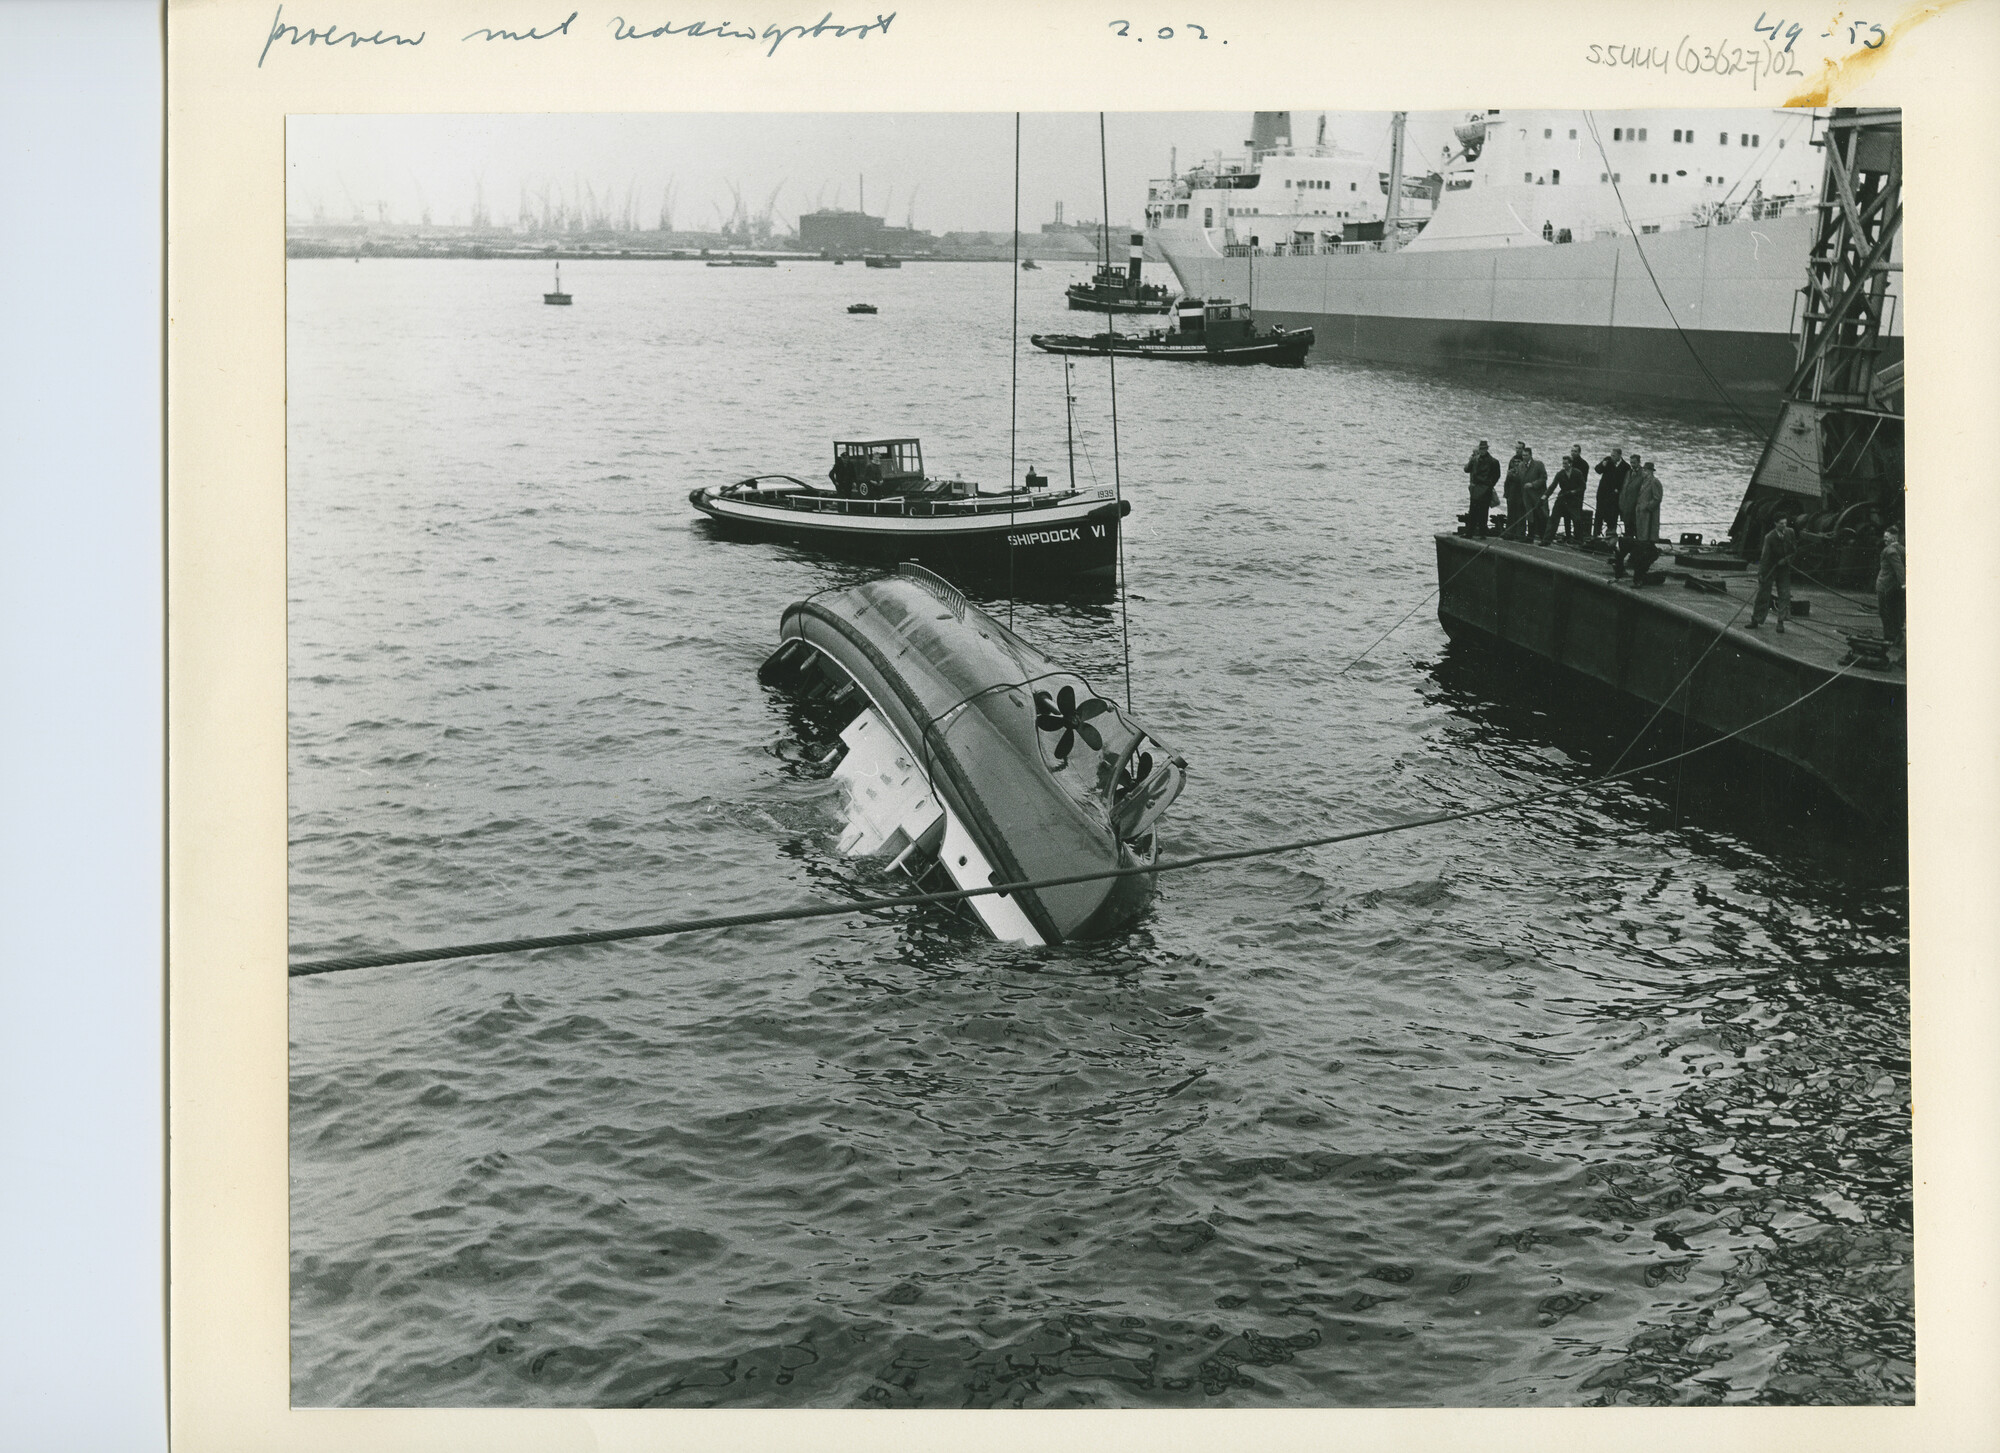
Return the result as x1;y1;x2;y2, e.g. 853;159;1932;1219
1108;22;1226;44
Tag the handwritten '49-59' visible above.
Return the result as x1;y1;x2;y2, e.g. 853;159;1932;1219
1108;21;1223;43
1753;12;1887;53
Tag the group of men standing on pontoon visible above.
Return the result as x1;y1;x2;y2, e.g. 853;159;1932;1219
1461;440;1663;581
1460;439;1908;654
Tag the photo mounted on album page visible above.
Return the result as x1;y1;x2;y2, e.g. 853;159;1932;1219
165;1;1999;1448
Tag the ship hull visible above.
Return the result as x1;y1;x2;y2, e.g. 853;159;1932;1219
1155;212;1903;409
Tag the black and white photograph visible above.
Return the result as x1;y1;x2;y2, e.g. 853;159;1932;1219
277;102;1917;1410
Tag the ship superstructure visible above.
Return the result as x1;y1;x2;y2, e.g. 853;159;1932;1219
1145;110;1898;408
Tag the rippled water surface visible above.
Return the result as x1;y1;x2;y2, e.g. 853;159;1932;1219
289;258;1910;1407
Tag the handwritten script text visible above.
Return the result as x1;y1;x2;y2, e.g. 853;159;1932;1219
611;10;896;57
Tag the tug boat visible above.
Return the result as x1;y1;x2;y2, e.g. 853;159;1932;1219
864;254;903;269
689;437;1129;580
759;564;1186;943
1065;232;1175;313
1032;297;1313;367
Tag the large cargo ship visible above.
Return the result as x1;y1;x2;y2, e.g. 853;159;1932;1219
1146;109;1902;410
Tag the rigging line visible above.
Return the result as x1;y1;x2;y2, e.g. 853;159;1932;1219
1008;112;1021;631
1100;111;1134;714
288;660;1858;979
1606;590;1751;775
1581;112;1816;470
1333;485;1580;680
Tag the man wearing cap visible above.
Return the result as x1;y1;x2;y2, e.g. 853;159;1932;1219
1631;460;1663;580
1463;440;1500;538
1749;514;1799;629
1547;445;1589;543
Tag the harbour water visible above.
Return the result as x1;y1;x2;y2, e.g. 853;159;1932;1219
288;258;1911;1407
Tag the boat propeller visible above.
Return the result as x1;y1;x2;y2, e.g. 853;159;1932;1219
1116;749;1155;798
1033;684;1110;764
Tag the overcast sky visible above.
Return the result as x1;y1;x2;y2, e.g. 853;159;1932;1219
286;111;1467;232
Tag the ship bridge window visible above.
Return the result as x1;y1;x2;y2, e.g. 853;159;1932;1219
1569;128;1577;139
1543;128;1552;138
1552;169;1560;184
1525;172;1533;183
1613;127;1622;140
1674;129;1682;141
1721;131;1731;144
1349;182;1357;191
1675;169;1686;177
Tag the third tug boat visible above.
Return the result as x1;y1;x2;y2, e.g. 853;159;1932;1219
1032;296;1313;367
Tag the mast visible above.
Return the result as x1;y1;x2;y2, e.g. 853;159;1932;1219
1383;110;1407;251
1064;358;1077;490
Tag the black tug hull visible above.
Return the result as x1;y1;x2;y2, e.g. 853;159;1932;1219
1031;330;1313;367
692;495;1130;581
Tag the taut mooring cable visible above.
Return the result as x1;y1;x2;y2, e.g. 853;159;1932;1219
290;661;1856;979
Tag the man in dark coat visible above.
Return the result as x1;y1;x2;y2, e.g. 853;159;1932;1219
1611;453;1645;578
1503;441;1532;529
1593;447;1629;540
1547;445;1589;542
1463;440;1500;537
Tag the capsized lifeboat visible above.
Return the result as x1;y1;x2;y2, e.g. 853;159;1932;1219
759;565;1187;944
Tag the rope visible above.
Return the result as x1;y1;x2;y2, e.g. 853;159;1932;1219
1100;112;1134;714
1007;113;1020;631
289;661;1856;979
1581;112;1816;471
1606;593;1750;774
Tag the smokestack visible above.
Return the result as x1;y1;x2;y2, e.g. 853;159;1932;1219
1127;231;1144;286
1250;112;1293;155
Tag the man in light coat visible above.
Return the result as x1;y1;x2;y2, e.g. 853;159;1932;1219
1631;462;1663;581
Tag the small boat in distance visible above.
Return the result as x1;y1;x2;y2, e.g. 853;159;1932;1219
1021;259;1040;271
1033;297;1312;367
707;256;779;268
864;254;902;269
689;436;1129;581
847;303;879;314
543;262;571;305
1066;232;1174;313
759;564;1186;944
